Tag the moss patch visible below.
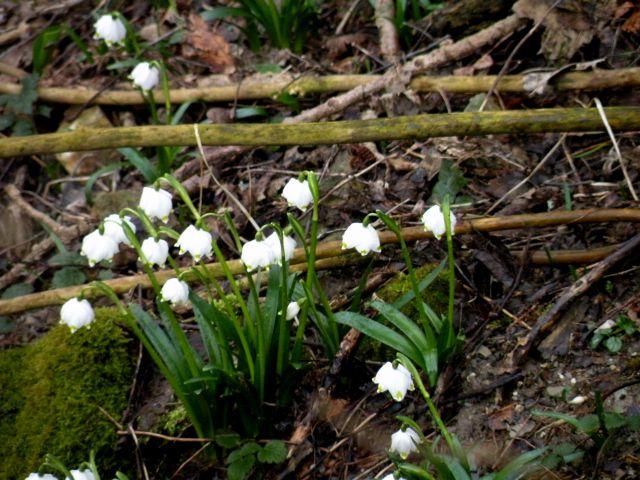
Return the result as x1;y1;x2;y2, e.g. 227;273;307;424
0;308;134;479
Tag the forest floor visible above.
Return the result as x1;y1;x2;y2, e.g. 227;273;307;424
1;0;640;479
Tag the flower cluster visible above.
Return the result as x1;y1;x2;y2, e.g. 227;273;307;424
241;232;296;271
373;361;414;401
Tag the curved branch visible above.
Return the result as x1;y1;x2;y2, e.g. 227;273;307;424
1;208;638;315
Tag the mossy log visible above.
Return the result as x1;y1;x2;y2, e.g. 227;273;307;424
1;208;639;316
1;107;639;158
0;68;638;105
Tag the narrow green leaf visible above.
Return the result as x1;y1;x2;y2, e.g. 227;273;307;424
118;148;159;183
369;300;430;353
84;162;127;206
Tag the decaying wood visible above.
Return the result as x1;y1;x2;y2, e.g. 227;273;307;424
1;107;639;158
508;232;640;369
374;0;401;64
1;208;639;316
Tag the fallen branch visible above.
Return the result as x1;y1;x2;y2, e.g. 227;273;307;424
1;208;639;316
2;107;639;158
2;68;637;105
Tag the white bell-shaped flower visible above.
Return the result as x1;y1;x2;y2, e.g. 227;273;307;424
286;301;300;321
103;214;136;246
130;62;160;91
341;222;381;256
161;278;189;305
421;205;457;239
265;232;296;264
66;470;96;480
282;178;313;211
94;14;126;46
390;427;422;459
26;474;59;480
81;229;120;266
381;474;408;480
60;297;95;333
140;237;169;267
176;225;212;262
139;186;172;223
241;239;275;271
372;361;414;401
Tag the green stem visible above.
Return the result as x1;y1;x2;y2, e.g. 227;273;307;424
442;197;455;348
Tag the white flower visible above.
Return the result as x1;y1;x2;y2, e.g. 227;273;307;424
161;278;189;305
421;205;457;239
140;237;169;267
139;186;172;223
81;229;120;266
373;362;414;401
569;395;586;405
595;319;616;333
341;222;381;256
282;178;313;211
25;473;59;480
286;301;300;321
381;474;408;480
60;297;95;333
130;62;160;91
66;470;96;480
265;232;296;264
94;14;126;46
241;239;275;271
176;225;212;262
103;214;136;246
390;427;422;459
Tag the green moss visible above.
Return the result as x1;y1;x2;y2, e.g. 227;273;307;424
0;308;134;479
358;264;450;361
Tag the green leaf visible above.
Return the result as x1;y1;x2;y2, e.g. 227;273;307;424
430;159;467;204
257;440;287;464
48;250;87;267
605;336;622;353
235;107;268;119
32;25;61;74
627;415;640;432
227;442;261;463
603;411;627;430
1;282;34;299
334;311;424;368
118;148;159;183
254;63;282;73
201;7;250;21
493;447;546;480
369;300;431;354
215;432;242;449
84;162;128;206
575;414;600;434
228;455;255;480
51;267;86;288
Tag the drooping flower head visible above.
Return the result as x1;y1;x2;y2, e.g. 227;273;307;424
286;301;300;321
139;186;172;223
373;361;414;401
130;62;160;91
60;297;95;333
241;238;274;271
94;13;126;46
103;214;136;246
282;178;313;211
161;278;189;305
341;222;381;256
140;237;169;267
26;473;59;480
381;473;408;480
390;427;422;459
66;470;96;480
264;231;296;264
176;225;212;262
421;205;457;240
81;229;120;266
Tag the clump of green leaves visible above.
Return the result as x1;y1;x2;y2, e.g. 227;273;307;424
225;439;287;480
0;73;42;136
202;0;318;53
590;315;638;353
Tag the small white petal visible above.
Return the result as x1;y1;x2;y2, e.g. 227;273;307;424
81;229;119;266
130;62;160;91
140;237;169;267
282;178;313;211
60;298;95;333
103;214;136;245
161;278;189;305
264;232;296;264
286;301;300;321
241;239;274;271
390;427;422;459
341;222;380;256
176;225;212;262
139;187;172;222
94;14;126;45
373;362;414;401
421;205;457;239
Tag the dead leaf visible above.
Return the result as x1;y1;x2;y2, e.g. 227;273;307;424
614;1;635;20
622;10;640;32
184;13;234;74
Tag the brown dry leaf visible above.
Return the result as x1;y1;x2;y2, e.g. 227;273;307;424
487;404;517;430
184;13;234;74
622;9;640;32
614;1;635;20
